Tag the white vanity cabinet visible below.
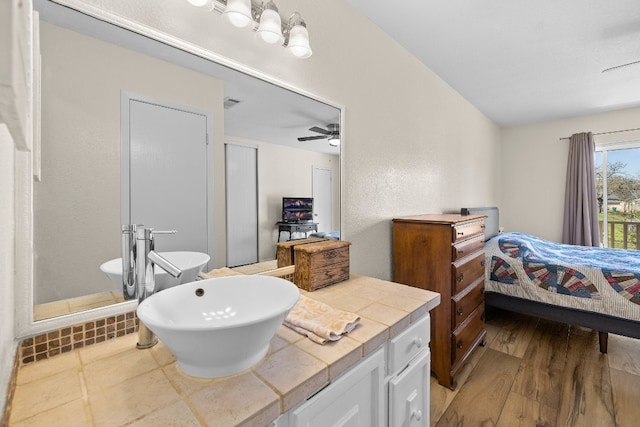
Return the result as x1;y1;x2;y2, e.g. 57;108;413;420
273;313;432;427
288;347;385;426
386;314;431;427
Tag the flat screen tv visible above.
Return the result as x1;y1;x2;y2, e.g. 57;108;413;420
282;197;314;223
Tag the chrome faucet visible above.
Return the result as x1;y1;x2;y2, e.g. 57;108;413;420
121;224;143;300
128;226;183;349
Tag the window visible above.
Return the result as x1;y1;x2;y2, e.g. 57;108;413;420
595;140;640;249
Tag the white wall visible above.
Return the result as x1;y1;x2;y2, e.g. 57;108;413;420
72;0;502;281
0;125;17;420
0;0;29;411
501;106;640;241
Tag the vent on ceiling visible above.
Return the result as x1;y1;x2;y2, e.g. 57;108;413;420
224;97;241;109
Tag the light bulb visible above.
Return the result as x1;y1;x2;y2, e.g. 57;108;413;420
187;0;209;6
287;23;312;58
222;0;254;30
256;8;284;45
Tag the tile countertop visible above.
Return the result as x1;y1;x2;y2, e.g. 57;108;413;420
9;274;440;427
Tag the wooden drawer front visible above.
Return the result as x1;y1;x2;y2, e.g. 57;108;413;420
451;251;485;294
309;246;349;267
387;314;430;374
452;235;484;261
451;305;485;366
296;260;350;291
451;278;484;330
451;220;485;243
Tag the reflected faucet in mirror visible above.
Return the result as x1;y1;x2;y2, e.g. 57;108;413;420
121;225;183;349
121;224;142;300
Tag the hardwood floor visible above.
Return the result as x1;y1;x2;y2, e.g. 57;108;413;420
430;308;640;427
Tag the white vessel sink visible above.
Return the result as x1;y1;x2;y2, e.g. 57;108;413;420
136;275;300;378
100;251;210;291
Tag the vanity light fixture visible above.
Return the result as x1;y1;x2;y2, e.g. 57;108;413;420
186;0;312;58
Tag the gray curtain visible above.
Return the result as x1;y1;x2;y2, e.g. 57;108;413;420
562;132;601;246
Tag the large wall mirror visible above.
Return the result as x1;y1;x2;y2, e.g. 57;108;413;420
30;0;341;326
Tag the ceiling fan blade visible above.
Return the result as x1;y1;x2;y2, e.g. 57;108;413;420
298;135;329;142
602;60;640;73
308;126;331;135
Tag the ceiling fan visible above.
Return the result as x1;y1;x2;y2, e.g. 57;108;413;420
297;123;340;146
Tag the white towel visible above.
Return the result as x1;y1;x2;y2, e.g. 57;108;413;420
284;295;360;344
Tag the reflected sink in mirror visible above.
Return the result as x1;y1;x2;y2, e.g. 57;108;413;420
99;251;210;292
136;275;300;378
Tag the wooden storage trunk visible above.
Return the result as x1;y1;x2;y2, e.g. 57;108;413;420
293;240;351;291
276;237;328;268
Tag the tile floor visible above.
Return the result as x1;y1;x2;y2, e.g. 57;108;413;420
34;291;125;321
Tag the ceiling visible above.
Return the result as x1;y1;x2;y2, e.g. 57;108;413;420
347;0;640;127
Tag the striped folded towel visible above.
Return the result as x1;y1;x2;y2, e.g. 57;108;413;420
284;295;360;344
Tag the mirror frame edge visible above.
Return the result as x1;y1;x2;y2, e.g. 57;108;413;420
17;0;345;338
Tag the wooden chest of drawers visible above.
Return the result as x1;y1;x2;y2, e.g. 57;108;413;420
392;213;487;389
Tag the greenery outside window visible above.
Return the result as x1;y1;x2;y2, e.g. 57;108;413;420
595;141;640;249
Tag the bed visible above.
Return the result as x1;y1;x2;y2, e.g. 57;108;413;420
462;207;640;353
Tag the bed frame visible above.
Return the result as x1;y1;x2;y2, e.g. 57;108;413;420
462;206;640;353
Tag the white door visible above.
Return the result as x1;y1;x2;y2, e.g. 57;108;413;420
225;142;258;267
313;167;333;232
122;94;211;261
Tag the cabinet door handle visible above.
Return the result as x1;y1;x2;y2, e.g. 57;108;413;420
456;340;463;349
413;337;423;348
480;260;486;267
411;410;423;421
457;273;464;282
456;307;464;316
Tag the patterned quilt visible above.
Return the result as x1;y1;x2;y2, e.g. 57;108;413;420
485;232;640;321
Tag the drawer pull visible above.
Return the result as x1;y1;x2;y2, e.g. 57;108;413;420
456;340;463;349
457;273;464;282
457;231;464;236
411;410;423;421
413;337;423;348
456;307;464;316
